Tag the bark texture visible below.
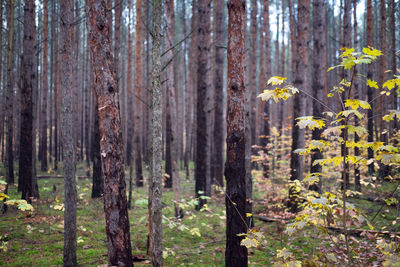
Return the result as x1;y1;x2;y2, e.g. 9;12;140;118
60;0;77;265
134;0;144;187
165;0;182;218
40;0;49;171
5;0;15;184
150;0;163;265
85;1;133;266
225;0;248;266
310;0;326;192
20;0;36;202
195;0;212;209
366;0;374;175
212;0;225;187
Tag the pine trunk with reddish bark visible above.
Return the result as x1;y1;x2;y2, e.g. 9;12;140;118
225;0;248;266
85;1;133;266
134;0;144;187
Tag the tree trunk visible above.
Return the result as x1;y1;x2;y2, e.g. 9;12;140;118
212;0;225;188
289;0;310;212
310;0;326;193
5;0;15;185
60;0;77;265
164;0;182;217
195;0;212;208
134;0;144;187
225;1;248;266
367;0;374;175
261;0;272;179
150;0;163;265
378;0;389;180
85;1;133;266
20;0;36;202
353;0;361;192
40;0;49;172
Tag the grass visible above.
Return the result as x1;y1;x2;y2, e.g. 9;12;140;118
1;160;398;266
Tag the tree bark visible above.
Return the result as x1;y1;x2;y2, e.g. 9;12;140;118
60;0;77;265
212;0;225;188
40;0;49;172
165;0;182;218
195;0;212;209
85;1;133;266
352;0;361;192
378;0;389;180
20;0;36;202
289;0;310;212
134;0;144;187
310;0;326;193
366;0;375;175
150;0;163;265
225;0;248;266
261;0;272;179
5;0;15;185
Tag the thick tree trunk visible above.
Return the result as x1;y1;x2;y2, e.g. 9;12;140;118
40;0;49;172
20;0;36;202
310;0;326;193
85;1;133;266
60;0;77;266
225;1;248;266
5;0;15;185
195;0;212;209
134;0;144;187
150;0;163;265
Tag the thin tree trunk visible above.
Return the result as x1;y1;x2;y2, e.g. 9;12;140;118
60;0;77;265
367;0;375;175
310;0;326;193
40;0;49;172
225;1;248;266
150;0;163;265
5;0;15;185
261;0;271;179
20;0;36;202
378;0;389;180
195;0;212;209
85;1;133;266
289;0;310;212
212;0;225;187
165;0;182;217
134;0;144;187
353;0;361;192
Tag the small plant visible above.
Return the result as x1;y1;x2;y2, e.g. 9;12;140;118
252;47;400;265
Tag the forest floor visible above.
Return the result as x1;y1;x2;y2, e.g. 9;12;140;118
0;161;399;266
